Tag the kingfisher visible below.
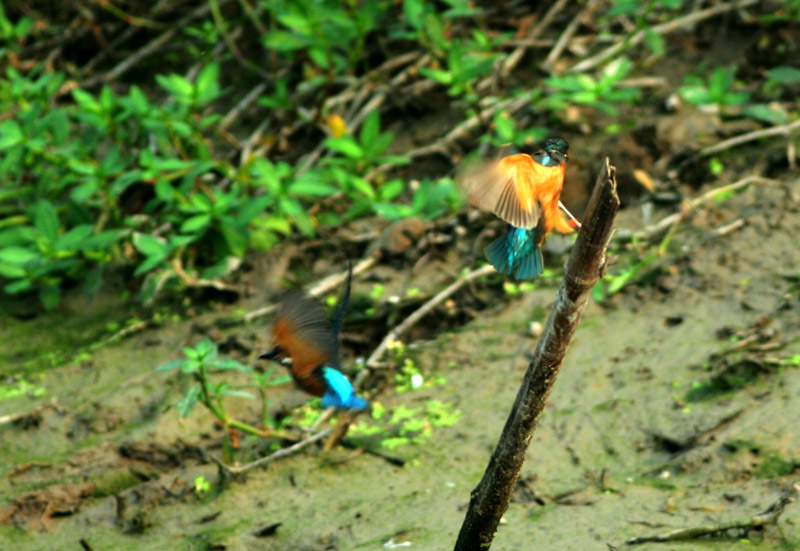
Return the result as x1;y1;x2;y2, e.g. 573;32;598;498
461;137;577;280
259;265;368;411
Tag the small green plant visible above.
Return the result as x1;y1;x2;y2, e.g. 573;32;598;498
484;110;547;149
679;65;750;112
156;339;291;436
194;475;211;495
543;57;641;117
350;400;461;450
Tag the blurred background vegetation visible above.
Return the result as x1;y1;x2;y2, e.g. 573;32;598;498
0;0;797;311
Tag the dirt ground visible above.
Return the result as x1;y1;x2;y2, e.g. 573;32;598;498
2;147;799;550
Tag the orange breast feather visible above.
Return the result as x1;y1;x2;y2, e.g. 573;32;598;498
466;154;568;230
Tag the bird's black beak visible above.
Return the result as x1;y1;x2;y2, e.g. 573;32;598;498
259;347;279;360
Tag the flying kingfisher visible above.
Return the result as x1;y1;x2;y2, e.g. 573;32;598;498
259;264;368;411
461;137;577;279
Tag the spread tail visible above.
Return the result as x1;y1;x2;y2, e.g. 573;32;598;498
486;233;543;280
513;246;543;280
486;235;512;276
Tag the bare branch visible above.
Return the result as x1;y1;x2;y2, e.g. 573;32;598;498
454;159;619;551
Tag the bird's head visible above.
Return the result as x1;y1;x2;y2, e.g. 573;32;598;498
544;138;569;163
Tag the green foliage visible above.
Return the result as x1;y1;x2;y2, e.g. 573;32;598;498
156;339;290;430
544;57;641;116
679;65;750;110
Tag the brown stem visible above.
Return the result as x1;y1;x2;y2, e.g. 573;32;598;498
453;159;619;551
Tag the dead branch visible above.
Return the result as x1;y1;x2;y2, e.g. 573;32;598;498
699;119;800;158
209;429;332;475
454;159;619;551
615;176;779;242
625;481;799;545
543;0;601;71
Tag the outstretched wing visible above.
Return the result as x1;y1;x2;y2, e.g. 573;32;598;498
271;291;336;380
462;154;543;230
328;260;352;368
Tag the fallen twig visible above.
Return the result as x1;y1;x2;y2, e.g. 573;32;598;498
454;159;619;551
543;0;601;71
210;429;332;475
625;481;799;545
0;401;65;426
615;176;779;242
698;119;800;158
363;264;495;372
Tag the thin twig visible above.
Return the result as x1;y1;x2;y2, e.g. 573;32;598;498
363;264;495;372
478;0;570;91
210;429;332;475
615;176;779;242
221;83;268;130
569;0;759;74
698;119;800;158
543;0;601;71
80;1;224;88
0;401;65;425
626;481;799;545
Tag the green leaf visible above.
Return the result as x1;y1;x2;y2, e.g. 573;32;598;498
195;62;221;105
360;110;380;148
288;180;338;197
55;225;93;252
403;0;425;28
0;119;23;149
156;74;194;101
600;57;632;87
378;179;405;201
324;136;364;159
133;233;169;258
742;104;787;125
176;384;200;420
181;214;212;233
0;246;38;265
679;86;711;105
267;374;293;387
709;66;735;98
220;223;248;257
644;29;665;56
33;201;59;245
133;255;165;276
0;262;26;278
71;88;101;114
419;66;454;85
194;339;215;359
766;66;800;84
155;359;188;372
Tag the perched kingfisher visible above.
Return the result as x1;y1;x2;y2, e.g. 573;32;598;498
462;138;576;280
259;265;368;411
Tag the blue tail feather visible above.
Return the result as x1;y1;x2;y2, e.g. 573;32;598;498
320;367;369;411
486;235;512;276
486;228;543;280
513;246;543;279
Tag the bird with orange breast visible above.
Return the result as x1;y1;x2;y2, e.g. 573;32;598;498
461;137;577;279
259;264;368;411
